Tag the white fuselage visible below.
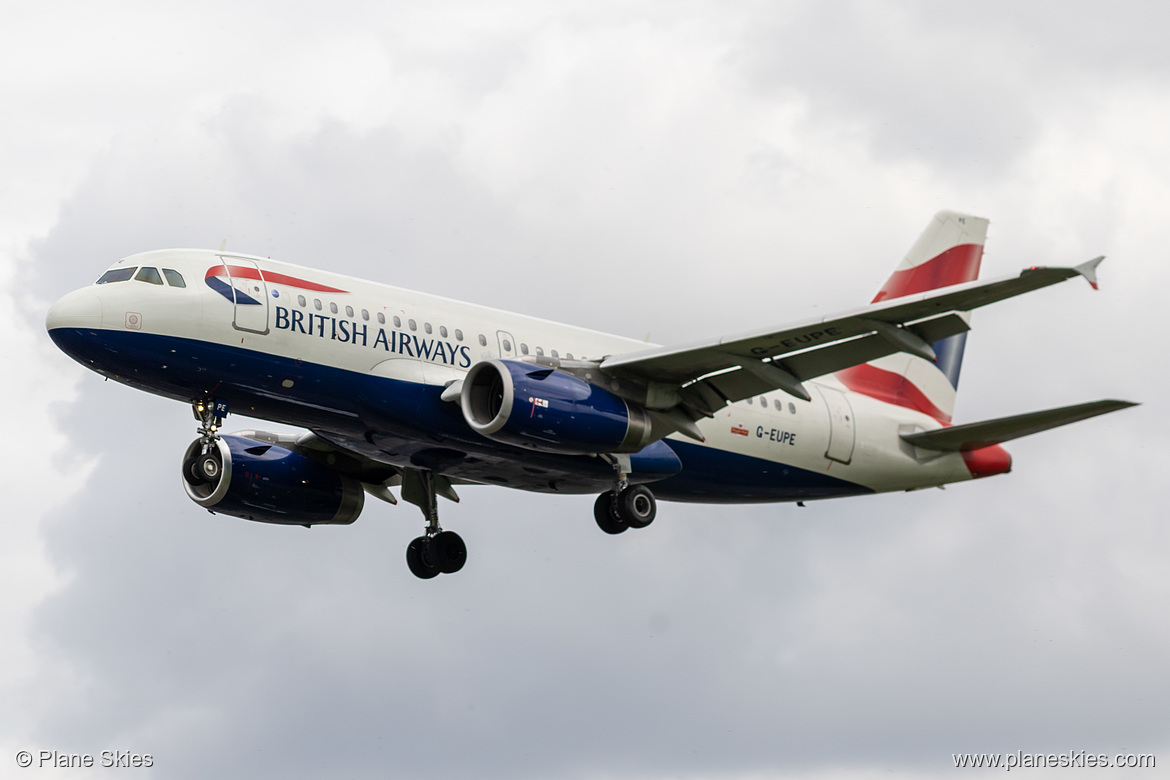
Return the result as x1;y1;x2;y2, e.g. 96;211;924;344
47;248;979;501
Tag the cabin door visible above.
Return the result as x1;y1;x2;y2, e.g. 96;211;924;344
218;256;270;335
818;386;856;464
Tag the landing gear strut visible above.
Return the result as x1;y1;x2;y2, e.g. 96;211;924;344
593;455;657;535
401;470;466;579
186;398;227;485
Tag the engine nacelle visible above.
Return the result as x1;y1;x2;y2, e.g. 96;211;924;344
182;435;364;525
460;359;654;454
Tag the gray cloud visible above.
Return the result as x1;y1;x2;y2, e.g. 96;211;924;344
738;0;1170;180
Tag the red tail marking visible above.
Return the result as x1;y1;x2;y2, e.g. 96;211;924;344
836;364;951;423
873;244;984;302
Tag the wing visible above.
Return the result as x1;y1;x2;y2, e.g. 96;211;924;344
599;258;1105;426
230;428;467;507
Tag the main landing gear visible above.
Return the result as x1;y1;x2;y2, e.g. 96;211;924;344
593;455;658;535
593;485;657;534
401;470;467;580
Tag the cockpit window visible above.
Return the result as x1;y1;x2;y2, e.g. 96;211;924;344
162;268;186;287
96;267;136;284
135;267;163;285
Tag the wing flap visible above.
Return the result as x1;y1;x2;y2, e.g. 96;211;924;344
900;400;1137;452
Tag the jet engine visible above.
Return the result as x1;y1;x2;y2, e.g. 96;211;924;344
460;359;654;454
182;435;364;525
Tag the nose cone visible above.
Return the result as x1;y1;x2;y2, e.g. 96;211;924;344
46;288;103;332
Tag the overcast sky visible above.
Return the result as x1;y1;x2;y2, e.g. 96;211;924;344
3;2;1168;778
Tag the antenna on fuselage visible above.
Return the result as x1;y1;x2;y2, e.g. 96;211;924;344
217;239;227;252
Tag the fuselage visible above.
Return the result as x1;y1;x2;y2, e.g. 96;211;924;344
46;249;984;502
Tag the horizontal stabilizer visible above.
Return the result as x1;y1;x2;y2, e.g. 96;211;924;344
901;399;1137;452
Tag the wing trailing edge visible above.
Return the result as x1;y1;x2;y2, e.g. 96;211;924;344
601;259;1109;416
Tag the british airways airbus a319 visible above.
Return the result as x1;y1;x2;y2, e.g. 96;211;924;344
46;211;1135;578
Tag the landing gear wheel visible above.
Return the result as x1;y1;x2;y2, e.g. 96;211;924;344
433;530;467;574
594;492;628;535
400;471;468;579
406;536;441;579
196;452;221;483
618;485;656;528
183;456;204;486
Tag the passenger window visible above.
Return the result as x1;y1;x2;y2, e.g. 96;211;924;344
774;399;782;412
760;396;767;406
96;267;136;284
454;329;463;341
478;334;487;347
536;346;544;357
551;350;559;359
346;305;354;318
314;299;322;311
361;309;369;321
377;312;385;325
789;403;796;414
135;267;163;285
746;397;753;405
520;343;529;355
502;339;512;351
424;323;432;335
566;353;574;360
393;316;401;328
439;325;447;338
330;302;338;314
408;319;417;331
162;269;186;287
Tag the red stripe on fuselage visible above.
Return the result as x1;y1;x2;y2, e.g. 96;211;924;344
872;243;983;303
836;363;951;423
205;265;348;294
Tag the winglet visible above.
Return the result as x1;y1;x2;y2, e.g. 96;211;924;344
1075;255;1105;290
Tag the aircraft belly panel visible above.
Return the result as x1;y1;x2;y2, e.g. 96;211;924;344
50;326;873;502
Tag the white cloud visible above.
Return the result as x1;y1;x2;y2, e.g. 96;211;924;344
8;2;1168;778
0;252;90;760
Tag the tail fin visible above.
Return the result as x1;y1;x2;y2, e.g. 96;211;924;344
837;210;989;422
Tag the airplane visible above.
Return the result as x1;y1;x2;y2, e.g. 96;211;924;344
45;211;1135;579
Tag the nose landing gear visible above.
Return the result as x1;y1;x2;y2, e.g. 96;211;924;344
185;398;228;486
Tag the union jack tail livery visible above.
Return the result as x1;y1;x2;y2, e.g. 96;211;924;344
837;210;988;424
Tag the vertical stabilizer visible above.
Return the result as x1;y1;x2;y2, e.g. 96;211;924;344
837;211;988;422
